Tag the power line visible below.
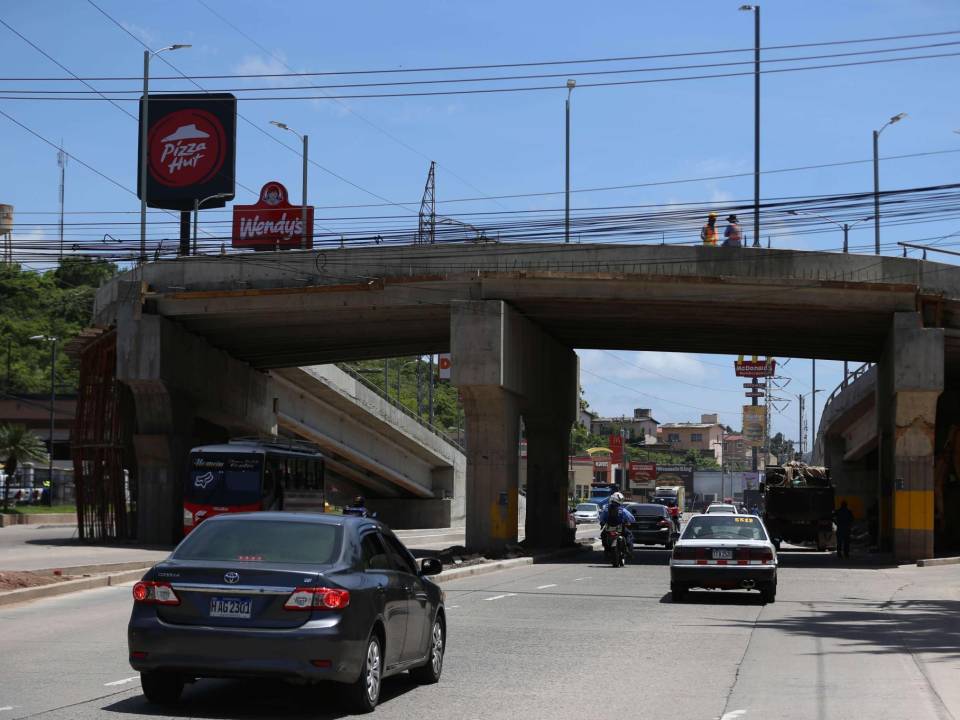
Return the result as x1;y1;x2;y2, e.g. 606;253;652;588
7;48;960;101
5;28;960;81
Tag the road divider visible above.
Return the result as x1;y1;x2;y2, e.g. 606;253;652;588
0;564;149;607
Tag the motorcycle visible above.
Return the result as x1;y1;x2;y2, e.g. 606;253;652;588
602;526;628;568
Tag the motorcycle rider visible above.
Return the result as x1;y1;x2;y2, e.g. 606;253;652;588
598;492;635;558
343;495;370;518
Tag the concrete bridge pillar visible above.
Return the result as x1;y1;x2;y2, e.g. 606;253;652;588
877;312;944;560
451;300;577;554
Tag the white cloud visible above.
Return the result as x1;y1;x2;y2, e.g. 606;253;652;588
120;21;153;45
578;349;707;383
233;53;294;87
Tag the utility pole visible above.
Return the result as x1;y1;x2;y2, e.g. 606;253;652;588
811;359;817;449
428;354;435;425
57;144;67;264
565;79;575;243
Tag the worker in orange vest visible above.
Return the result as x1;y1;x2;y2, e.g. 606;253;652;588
700;212;719;246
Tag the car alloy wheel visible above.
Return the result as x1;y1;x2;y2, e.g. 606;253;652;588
430;621;444;676
365;638;382;704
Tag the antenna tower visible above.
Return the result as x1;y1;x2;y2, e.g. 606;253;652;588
417;161;436;245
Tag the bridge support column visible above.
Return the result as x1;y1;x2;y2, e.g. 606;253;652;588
878;312;943;560
116;285;276;544
451;300;577;554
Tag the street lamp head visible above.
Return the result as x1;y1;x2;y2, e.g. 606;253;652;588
739;4;756;10
566;79;576;90
29;335;45;341
170;44;191;51
270;120;289;130
890;112;907;124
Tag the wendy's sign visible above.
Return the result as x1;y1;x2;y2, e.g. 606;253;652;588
232;181;314;250
138;93;237;210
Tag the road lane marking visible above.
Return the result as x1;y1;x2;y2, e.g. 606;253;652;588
720;711;747;720
0;707;14;712
484;593;516;601
574;577;591;581
446;605;460;609
104;677;140;687
536;584;557;589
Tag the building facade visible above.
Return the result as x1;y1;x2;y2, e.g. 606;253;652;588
659;413;725;463
590;407;659;444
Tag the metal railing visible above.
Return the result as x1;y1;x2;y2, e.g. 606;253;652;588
335;363;464;451
822;361;875;415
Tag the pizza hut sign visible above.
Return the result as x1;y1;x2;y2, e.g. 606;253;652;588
138;93;237;211
232;181;314;250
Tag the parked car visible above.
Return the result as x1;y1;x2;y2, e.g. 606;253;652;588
572;502;601;525
670;514;777;603
624;502;678;549
128;512;446;713
704;503;738;515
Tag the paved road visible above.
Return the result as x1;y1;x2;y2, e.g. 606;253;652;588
0;525;601;571
0;547;956;719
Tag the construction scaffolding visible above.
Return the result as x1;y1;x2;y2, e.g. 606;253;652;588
70;329;134;541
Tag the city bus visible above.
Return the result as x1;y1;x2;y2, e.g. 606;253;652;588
183;439;325;535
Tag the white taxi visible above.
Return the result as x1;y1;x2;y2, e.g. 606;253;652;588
669;514;777;603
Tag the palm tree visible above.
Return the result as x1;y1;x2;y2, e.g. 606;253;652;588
0;424;48;512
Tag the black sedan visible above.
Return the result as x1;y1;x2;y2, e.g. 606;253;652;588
625;502;679;549
128;512;446;713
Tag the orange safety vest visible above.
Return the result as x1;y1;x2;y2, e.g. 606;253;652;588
701;223;718;246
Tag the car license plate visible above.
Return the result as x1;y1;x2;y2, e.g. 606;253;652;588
712;549;734;560
209;596;252;619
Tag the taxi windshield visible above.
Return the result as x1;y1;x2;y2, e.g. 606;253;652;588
682;515;767;541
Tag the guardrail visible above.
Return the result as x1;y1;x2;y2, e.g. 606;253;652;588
336;363;464;452
822;361;875;416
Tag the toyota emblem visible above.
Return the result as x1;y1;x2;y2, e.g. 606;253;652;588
224;571;240;584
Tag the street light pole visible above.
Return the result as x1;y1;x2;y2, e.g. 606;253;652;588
873;112;907;255
565;79;575;244
739;5;761;247
192;193;231;256
29;335;57;505
270;121;310;249
140;44;190;265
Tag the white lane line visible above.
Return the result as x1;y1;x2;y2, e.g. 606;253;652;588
484;593;516;601
0;707;15;712
104;676;140;687
720;711;747;720
446;605;460;609
574;577;591;581
536;584;557;589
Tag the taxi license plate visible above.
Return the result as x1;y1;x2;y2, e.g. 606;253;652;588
209;597;252;619
712;549;734;560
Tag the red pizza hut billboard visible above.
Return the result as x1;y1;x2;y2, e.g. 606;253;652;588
138;93;237;210
232;181;314;250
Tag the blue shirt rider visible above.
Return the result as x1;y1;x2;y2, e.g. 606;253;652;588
598;493;635;550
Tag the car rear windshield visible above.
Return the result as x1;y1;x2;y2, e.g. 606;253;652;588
682;516;767;541
173;519;342;565
629;504;667;516
576;504;598;512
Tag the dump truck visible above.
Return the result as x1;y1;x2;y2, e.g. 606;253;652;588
761;462;835;551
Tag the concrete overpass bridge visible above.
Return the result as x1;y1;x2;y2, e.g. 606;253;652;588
91;243;960;558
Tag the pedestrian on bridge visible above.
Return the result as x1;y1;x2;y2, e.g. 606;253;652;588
723;214;742;248
700;212;719;246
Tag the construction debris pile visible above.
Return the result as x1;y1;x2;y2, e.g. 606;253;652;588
765;461;831;488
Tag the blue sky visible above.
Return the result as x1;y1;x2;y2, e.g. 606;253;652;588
2;0;959;442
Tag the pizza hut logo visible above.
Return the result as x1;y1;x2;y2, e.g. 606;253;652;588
149;109;227;188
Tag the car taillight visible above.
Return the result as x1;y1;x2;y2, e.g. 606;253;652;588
672;546;696;560
132;581;180;606
183;509;194;527
750;547;774;563
658;519;670;528
284;587;351;611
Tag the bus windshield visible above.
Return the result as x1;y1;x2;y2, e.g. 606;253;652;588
186;453;263;507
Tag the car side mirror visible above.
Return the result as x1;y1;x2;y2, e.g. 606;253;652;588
420;557;442;576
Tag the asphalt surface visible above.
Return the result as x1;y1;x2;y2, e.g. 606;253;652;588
0;546;956;720
0;524;601;571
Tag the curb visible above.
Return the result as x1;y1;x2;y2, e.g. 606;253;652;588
0;513;77;527
433;544;588;585
0;567;149;607
916;556;960;567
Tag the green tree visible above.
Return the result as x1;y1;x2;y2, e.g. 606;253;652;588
570;423;605;455
768;432;795;464
0;424;48;511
